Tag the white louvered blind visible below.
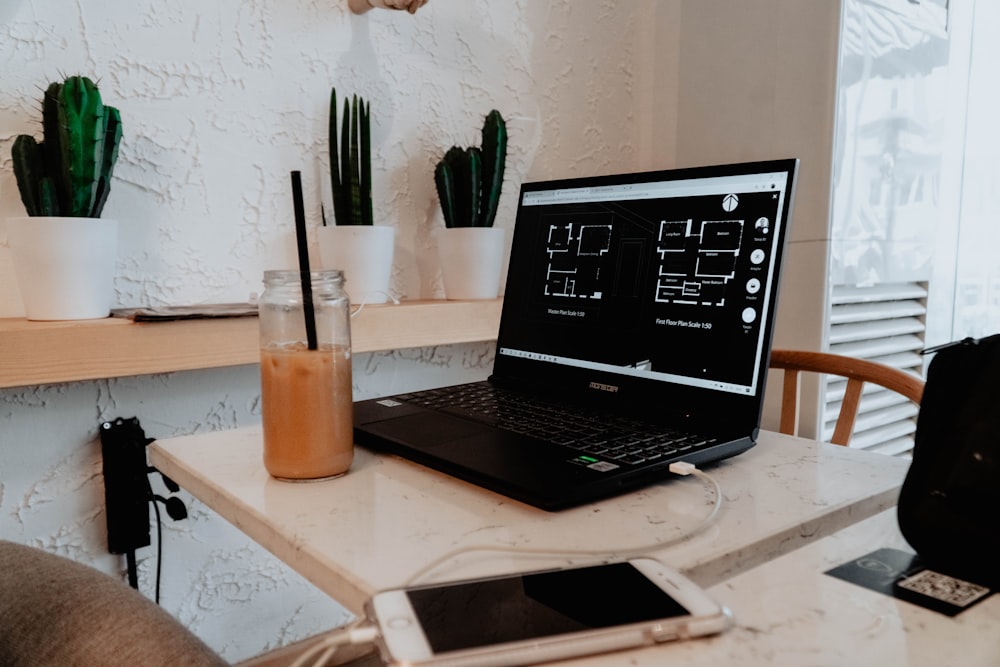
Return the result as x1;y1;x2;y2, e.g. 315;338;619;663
826;282;927;456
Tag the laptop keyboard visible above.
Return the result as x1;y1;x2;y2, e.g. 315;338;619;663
393;382;719;466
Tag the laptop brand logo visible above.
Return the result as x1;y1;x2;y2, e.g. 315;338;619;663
589;381;619;393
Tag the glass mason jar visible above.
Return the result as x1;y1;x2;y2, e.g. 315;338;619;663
259;270;353;481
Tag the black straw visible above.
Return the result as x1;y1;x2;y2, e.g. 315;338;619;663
291;171;318;351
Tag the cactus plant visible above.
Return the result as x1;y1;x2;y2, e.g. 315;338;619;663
325;87;373;226
11;75;123;218
434;109;507;228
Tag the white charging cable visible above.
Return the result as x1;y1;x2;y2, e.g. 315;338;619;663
404;462;723;586
287;621;380;667
291;462;721;667
350;291;400;318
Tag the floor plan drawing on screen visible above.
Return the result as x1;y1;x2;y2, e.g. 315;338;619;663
544;217;613;299
656;218;744;307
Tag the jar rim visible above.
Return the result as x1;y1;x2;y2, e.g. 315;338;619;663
263;269;344;283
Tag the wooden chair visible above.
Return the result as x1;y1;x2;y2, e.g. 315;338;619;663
769;349;925;446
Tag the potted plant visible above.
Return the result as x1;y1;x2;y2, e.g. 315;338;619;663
434;109;507;300
317;87;395;305
7;75;122;320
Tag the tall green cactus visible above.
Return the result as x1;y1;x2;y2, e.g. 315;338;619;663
11;75;122;218
434;109;507;228
327;87;373;226
477;109;507;228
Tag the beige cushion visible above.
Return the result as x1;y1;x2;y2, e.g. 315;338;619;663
0;540;226;667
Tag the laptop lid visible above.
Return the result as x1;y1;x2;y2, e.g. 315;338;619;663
489;158;799;439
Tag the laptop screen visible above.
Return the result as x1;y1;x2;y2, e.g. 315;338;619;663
493;160;797;412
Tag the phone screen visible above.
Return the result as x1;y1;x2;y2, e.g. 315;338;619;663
406;562;690;653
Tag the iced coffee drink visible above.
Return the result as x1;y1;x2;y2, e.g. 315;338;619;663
260;342;353;480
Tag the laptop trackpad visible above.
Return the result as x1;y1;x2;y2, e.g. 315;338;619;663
363;413;492;449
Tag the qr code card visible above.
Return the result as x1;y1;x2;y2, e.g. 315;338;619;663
825;548;995;617
895;569;992;615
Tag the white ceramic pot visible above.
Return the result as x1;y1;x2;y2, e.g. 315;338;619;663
317;225;395;305
436;226;505;300
6;216;118;320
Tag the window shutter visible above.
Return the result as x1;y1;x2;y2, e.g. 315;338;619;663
826;282;926;455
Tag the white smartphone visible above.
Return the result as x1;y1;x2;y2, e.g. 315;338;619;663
365;558;732;667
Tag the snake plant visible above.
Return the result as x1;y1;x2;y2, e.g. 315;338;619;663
434;109;507;228
11;75;122;218
326;87;373;226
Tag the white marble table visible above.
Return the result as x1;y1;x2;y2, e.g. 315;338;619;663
536;509;1000;666
149;427;909;616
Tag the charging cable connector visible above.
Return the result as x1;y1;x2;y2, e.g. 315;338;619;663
668;461;697;476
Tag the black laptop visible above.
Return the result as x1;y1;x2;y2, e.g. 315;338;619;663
354;159;799;510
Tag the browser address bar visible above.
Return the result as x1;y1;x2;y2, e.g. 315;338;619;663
522;172;786;207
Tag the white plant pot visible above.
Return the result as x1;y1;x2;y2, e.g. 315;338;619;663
6;217;118;320
317;225;395;305
436;227;505;300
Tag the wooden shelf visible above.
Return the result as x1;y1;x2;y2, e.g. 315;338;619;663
0;299;502;389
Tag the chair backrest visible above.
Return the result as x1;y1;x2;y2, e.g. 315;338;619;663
768;349;925;446
0;541;226;667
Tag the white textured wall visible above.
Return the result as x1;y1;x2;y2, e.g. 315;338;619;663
0;350;496;661
0;0;669;661
0;0;656;312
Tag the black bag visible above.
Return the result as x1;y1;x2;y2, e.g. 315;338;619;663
897;333;1000;588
